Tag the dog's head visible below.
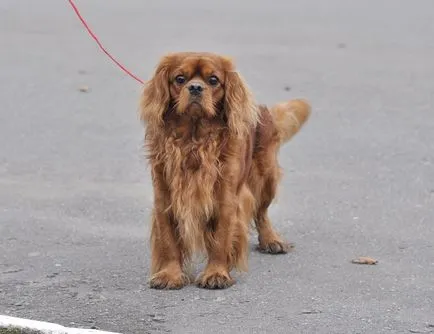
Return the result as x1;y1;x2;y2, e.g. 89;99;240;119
140;52;257;135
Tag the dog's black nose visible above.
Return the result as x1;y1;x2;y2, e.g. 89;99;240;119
188;83;203;96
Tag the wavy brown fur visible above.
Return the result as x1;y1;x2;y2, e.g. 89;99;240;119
140;52;310;289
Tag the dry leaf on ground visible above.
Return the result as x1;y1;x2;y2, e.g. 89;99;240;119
351;256;378;265
78;85;89;93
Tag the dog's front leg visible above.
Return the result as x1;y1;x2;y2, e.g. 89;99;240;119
149;171;189;290
196;178;241;289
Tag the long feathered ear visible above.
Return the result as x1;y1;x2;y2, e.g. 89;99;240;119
140;57;172;127
224;69;258;136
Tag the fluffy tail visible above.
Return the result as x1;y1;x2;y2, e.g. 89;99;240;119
271;99;311;144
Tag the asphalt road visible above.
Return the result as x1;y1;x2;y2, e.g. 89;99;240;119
1;1;434;333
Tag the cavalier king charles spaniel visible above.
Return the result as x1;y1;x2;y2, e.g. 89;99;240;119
140;52;310;289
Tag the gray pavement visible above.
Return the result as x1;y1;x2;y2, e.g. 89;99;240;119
1;0;434;333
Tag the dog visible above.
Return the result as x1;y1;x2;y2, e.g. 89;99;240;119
140;52;310;289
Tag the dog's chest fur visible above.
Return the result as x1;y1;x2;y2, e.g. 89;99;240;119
161;116;227;253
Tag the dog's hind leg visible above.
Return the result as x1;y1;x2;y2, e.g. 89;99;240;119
254;174;291;254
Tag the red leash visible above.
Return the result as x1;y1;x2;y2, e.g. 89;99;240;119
67;0;145;85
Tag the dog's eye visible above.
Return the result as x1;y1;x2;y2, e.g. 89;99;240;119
208;76;219;86
175;75;186;84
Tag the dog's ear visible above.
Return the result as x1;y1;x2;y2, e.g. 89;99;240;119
140;56;172;127
223;65;258;136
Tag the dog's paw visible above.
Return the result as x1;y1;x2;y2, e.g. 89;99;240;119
257;239;294;254
149;270;189;290
196;269;234;289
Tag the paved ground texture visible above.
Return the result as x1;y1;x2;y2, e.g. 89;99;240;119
1;1;434;333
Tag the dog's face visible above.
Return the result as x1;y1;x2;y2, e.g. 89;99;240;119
141;52;258;135
169;54;226;118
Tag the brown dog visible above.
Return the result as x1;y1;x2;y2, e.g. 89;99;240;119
140;52;310;289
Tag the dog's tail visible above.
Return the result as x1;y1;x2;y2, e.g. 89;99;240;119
271;99;311;145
